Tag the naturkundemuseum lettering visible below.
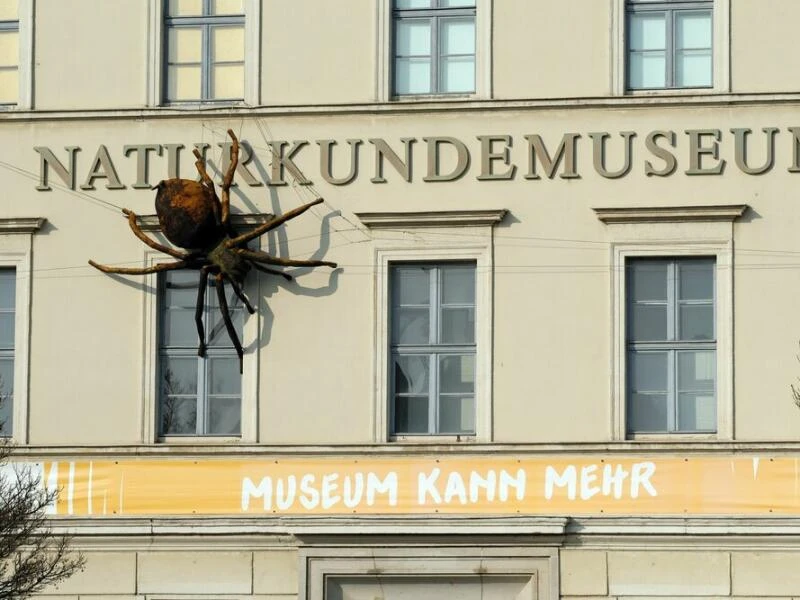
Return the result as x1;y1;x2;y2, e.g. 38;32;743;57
33;127;800;191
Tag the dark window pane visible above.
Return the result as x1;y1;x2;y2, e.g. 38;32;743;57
439;395;474;434
678;392;716;432
629;351;668;393
439;354;474;394
160;356;198;395
208;357;241;395
207;396;241;434
677;350;715;392
628;393;668;432
0;313;14;349
394;355;429;394
0;357;12;435
679;304;714;340
0;271;14;310
394;396;428;433
393;307;430;344
393;266;430;306
441;265;475;305
440;307;474;344
629;304;667;341
679;260;713;300
628;261;667;302
160;396;197;434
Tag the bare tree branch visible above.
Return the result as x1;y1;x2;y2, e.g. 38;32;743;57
0;378;85;599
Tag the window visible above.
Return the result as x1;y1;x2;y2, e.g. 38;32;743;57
626;0;712;90
392;0;476;96
626;257;716;434
0;3;18;105
0;269;13;435
164;0;245;103
390;262;476;435
157;270;243;436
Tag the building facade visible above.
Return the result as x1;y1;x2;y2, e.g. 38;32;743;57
3;0;800;598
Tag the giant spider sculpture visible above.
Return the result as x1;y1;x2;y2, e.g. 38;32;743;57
89;129;336;372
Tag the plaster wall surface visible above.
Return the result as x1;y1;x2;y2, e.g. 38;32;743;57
34;0;146;110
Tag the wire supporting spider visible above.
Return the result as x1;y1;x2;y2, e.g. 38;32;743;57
89;129;336;372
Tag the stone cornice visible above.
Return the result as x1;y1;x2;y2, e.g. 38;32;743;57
4;93;800;122
137;213;273;232
356;209;507;229
593;204;748;224
0;217;46;233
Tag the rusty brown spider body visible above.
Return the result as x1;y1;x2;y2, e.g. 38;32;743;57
89;129;336;372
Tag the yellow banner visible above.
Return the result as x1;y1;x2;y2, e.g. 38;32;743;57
32;455;800;517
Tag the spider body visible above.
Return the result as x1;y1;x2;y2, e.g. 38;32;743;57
154;179;222;250
89;129;336;372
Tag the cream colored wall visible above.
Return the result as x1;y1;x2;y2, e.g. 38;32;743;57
493;0;611;99
260;0;376;105
34;0;147;110
7;101;800;444
731;0;800;93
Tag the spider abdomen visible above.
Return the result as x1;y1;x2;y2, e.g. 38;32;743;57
154;179;221;250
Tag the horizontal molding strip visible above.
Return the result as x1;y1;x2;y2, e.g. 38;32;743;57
5;93;800;122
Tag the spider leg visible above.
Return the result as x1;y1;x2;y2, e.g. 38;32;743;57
88;259;189;275
121;209;189;260
227;277;256;314
195;265;213;358
219;129;239;228
225;197;325;248
249;262;293;281
235;248;337;269
215;273;244;374
191;148;223;226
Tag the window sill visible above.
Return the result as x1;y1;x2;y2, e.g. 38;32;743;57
624;87;715;97
157;436;243;444
626;432;718;442
390;434;478;444
390;93;478;102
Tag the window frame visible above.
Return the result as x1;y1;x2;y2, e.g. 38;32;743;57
377;0;491;101
0;218;44;444
0;0;33;110
613;241;732;441
300;546;558;600
147;0;261;107
358;209;505;443
140;216;263;444
156;270;246;438
612;0;730;95
595;204;744;441
625;256;717;434
389;261;477;436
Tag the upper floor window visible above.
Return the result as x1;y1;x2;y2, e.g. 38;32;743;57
158;270;243;437
626;257;716;434
164;0;245;103
390;262;476;435
392;0;476;96
626;0;712;90
0;269;14;435
0;2;19;105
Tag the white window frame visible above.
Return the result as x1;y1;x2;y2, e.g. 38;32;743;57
595;204;745;441
390;261;478;436
300;546;558;600
376;0;492;101
611;0;730;95
0;218;44;444
625;256;717;434
140;217;260;443
0;0;33;109
357;210;505;443
147;0;261;107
